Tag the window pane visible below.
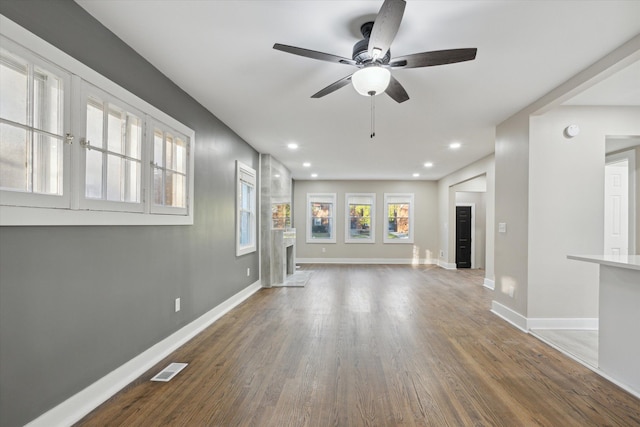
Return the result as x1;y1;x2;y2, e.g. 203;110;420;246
175;137;187;173
240;211;251;245
0;50;28;126
32;131;62;195
165;171;185;208
272;203;291;229
311;217;332;239
33;67;63;135
165;133;174;170
153;167;163;205
311;202;332;218
349;203;371;238
0;123;29;192
387;203;410;239
106;154;122;201
154;130;164;167
126;115;141;159
123;159;140;203
107;106;124;154
85;149;103;199
241;182;252;210
86;99;104;149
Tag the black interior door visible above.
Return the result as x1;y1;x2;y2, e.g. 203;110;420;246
456;206;472;269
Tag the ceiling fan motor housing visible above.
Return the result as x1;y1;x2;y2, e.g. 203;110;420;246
353;22;391;65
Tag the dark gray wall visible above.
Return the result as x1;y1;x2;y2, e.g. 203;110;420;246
0;1;259;426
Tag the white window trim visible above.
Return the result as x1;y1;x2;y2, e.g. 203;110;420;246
307;193;337;244
0;16;195;226
383;193;415;244
0;35;72;210
236;161;257;256
77;81;146;214
148;117;190;216
345;193;376;244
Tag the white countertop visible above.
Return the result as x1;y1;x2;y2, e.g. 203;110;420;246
568;254;640;271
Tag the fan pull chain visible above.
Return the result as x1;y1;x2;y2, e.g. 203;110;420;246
369;91;376;139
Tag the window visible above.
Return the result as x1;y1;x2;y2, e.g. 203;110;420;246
345;193;375;243
150;121;189;215
0;20;195;225
236;161;256;256
272;202;291;229
307;193;336;243
384;193;414;244
0;39;71;209
79;84;144;212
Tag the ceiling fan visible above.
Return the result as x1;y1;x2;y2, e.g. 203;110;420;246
273;0;477;104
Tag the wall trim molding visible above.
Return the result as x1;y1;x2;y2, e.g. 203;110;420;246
491;301;599;332
438;260;458;270
528;317;598;330
296;257;438;265
483;278;495;290
25;280;263;427
490;300;528;332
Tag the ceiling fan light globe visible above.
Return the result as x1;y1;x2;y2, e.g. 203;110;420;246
352;66;391;96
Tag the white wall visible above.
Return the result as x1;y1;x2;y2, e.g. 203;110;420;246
492;34;640;321
528;106;640;319
437;154;495;280
293;180;438;263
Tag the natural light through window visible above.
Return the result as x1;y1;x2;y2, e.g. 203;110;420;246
345;193;375;243
307;193;336;243
384;193;415;244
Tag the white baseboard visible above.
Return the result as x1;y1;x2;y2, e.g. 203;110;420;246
528;317;598;330
25;280;262;427
483;278;495;290
491;300;599;332
491;300;528;332
437;260;457;270
296;257;438;265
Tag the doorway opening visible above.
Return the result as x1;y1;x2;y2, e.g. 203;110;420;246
604;144;637;256
456;204;474;268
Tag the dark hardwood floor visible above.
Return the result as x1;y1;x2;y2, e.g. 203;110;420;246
76;265;640;426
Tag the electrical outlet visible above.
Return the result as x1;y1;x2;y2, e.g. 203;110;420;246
322;247;326;253
508;287;514;298
247;267;251;277
439;249;444;257
175;298;181;312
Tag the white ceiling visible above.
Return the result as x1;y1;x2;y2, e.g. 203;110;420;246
75;0;640;180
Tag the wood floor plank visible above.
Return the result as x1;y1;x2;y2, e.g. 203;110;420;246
76;265;640;426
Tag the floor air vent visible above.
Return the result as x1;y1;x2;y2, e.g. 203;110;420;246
151;362;188;382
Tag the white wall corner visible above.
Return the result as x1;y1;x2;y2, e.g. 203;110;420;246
483;278;495;290
491;300;528;332
24;280;263;427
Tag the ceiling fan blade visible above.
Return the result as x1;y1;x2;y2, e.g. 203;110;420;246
389;48;477;69
311;74;354;98
368;0;406;60
273;43;356;66
385;75;409;103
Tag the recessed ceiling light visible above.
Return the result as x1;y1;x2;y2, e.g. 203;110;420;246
287;143;298;150
424;162;433;168
311;173;318;178
412;173;420;177
303;162;311;167
274;174;281;178
449;142;461;149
